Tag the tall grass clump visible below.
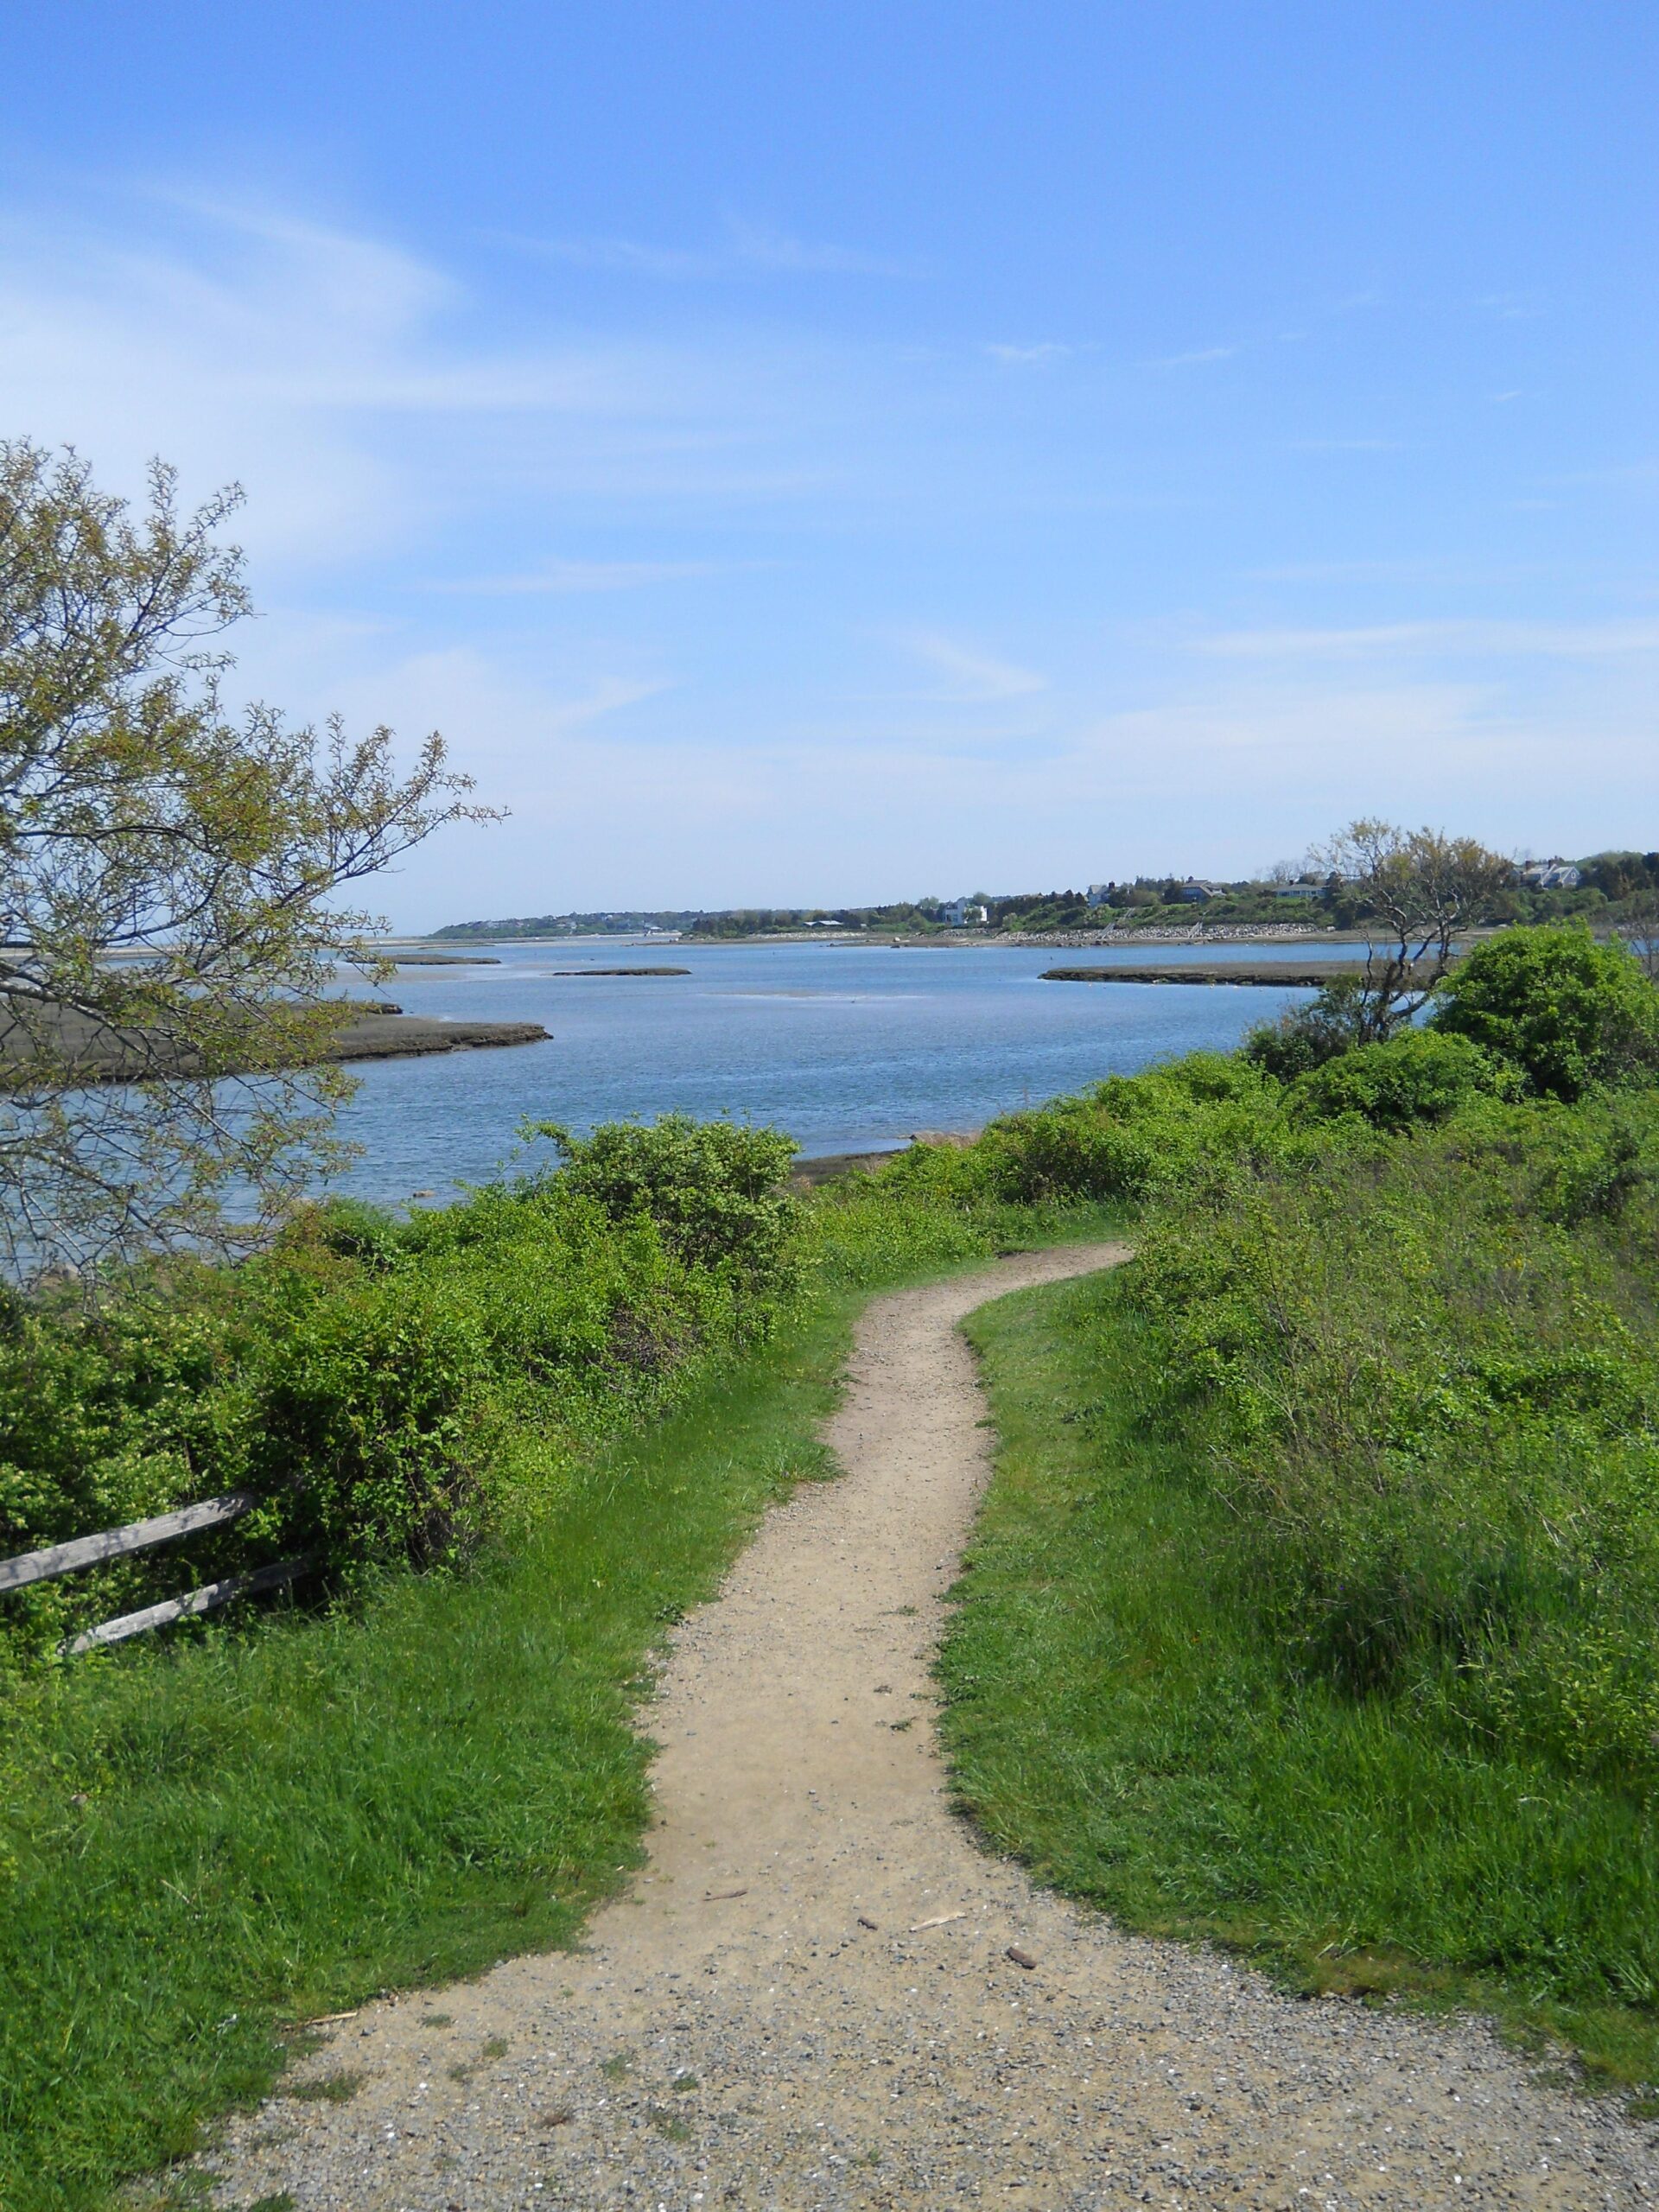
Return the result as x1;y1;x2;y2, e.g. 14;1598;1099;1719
1126;1096;1659;1776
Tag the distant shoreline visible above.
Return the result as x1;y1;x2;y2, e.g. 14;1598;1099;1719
404;925;1361;951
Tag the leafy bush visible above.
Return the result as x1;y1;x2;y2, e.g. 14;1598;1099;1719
529;1114;801;1280
1243;976;1369;1080
0;1125;810;1662
1433;924;1659;1099
976;1052;1298;1205
1448;1095;1656;1226
1290;1027;1518;1131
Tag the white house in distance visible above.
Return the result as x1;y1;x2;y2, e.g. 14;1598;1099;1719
1522;858;1582;890
943;897;989;926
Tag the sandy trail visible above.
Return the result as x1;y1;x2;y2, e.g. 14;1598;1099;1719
202;1246;1656;2210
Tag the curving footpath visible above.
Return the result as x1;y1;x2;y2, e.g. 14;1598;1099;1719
200;1244;1657;2209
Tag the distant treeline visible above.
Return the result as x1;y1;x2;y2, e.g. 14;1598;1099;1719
434;851;1659;942
434;909;706;938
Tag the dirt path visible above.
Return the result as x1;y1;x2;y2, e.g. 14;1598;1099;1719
201;1247;1656;2210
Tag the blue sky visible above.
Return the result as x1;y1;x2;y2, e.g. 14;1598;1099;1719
2;3;1655;926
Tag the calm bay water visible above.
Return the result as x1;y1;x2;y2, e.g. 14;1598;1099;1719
330;938;1352;1206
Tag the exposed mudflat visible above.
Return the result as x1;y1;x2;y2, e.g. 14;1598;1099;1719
322;1013;551;1063
0;1001;550;1077
1039;960;1435;987
196;1248;1657;2211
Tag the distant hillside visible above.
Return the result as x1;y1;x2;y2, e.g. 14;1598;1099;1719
434;855;1657;943
434;911;707;939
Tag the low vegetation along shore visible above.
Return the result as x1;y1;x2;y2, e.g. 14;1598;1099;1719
0;997;550;1080
5;924;1659;2207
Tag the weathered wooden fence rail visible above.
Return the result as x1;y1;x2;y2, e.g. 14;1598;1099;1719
0;1491;258;1593
0;1491;311;1653
63;1555;313;1653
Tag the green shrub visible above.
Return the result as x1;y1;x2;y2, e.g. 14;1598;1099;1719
1290;1027;1518;1131
976;1052;1296;1205
1243;976;1368;1080
1433;924;1659;1099
0;1125;810;1663
529;1114;801;1281
1448;1096;1656;1226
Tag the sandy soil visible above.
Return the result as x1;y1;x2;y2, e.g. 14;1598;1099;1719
196;1247;1657;2211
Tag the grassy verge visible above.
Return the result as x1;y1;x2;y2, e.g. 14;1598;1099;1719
0;1196;1113;2212
941;1268;1659;2097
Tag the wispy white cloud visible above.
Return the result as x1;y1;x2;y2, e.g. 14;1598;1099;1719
322;649;672;755
430;558;729;595
539;674;676;729
1477;291;1547;321
498;213;919;282
1198;618;1659;660
355;643;1657;925
897;632;1047;701
982;341;1076;365
1551;458;1659;493
724;219;918;276
0;191;901;561
1143;343;1238;368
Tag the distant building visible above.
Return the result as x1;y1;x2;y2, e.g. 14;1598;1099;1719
1085;882;1115;908
1522;859;1582;890
1176;880;1227;903
1272;882;1321;899
943;898;990;927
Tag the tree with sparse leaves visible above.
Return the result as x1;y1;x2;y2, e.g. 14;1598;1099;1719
1315;817;1515;1043
0;441;497;1280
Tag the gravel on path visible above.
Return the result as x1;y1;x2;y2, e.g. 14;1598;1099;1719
196;1245;1657;2211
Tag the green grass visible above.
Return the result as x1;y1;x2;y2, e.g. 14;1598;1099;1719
941;1268;1659;2098
0;1198;1116;2212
